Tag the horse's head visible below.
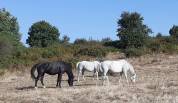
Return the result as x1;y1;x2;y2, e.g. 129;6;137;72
68;73;74;86
68;78;74;86
131;74;136;83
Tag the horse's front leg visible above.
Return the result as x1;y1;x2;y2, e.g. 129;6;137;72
77;70;81;82
124;71;129;84
93;71;98;80
82;69;85;81
56;74;62;88
119;72;123;83
96;72;98;80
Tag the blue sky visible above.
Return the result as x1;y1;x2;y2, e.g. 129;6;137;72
1;0;178;45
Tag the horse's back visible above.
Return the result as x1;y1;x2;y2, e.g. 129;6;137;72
77;61;99;71
101;60;127;72
37;61;72;75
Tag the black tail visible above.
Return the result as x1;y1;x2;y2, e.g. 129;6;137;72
31;63;39;80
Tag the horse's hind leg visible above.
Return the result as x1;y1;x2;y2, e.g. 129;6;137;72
106;76;109;85
35;75;40;89
102;72;109;85
92;73;95;80
102;76;105;85
40;76;45;88
93;69;98;80
94;71;98;80
35;79;38;89
56;74;62;88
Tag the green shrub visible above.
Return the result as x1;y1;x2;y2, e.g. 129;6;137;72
160;44;178;54
42;49;58;58
124;47;148;57
147;39;161;53
75;44;118;58
146;37;178;54
77;47;106;57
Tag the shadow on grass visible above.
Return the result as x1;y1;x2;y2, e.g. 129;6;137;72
15;82;101;90
16;86;34;90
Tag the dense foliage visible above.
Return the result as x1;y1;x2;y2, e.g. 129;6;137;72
0;8;24;69
26;21;60;47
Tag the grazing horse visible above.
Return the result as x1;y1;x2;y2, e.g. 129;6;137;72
100;59;136;85
31;61;74;88
76;61;100;82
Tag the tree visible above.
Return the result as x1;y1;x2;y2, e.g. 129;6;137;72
156;32;163;38
169;25;178;39
101;37;112;42
61;35;70;44
74;38;87;44
117;12;152;49
0;8;21;40
26;21;60;47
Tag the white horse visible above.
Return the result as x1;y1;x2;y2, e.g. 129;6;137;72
76;61;100;82
100;59;136;85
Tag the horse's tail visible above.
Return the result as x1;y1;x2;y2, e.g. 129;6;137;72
76;62;80;70
31;63;39;80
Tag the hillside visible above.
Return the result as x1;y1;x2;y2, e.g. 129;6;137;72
0;54;178;103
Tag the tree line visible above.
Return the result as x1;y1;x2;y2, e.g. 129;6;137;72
1;8;178;69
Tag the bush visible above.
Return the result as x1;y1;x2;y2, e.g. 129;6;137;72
146;36;178;54
160;44;178;54
77;47;106;57
74;38;88;44
76;45;118;58
124;47;148;57
147;39;161;53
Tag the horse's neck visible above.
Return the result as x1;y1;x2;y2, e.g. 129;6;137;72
129;64;135;75
66;70;73;78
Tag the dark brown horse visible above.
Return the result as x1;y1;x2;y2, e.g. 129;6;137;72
31;61;74;88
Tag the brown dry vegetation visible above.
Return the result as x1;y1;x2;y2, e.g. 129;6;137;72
0;54;178;103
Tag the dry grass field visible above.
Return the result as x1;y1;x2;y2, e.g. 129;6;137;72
0;54;178;103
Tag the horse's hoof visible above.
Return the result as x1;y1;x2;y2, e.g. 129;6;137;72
43;86;46;88
56;86;61;88
34;87;38;89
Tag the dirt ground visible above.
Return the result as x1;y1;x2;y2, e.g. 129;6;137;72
0;54;178;103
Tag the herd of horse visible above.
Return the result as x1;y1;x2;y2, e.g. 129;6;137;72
31;59;136;88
